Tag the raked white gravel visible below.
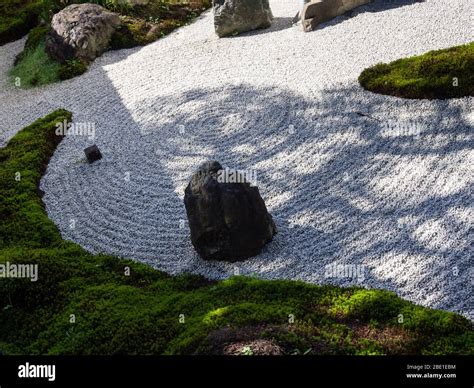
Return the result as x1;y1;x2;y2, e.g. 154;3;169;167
0;0;472;320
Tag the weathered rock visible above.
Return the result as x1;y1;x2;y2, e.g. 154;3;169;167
302;0;372;32
84;144;102;163
184;161;277;261
213;0;273;38
45;3;121;63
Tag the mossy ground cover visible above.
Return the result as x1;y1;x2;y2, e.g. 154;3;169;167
359;42;474;99
6;0;212;88
0;0;44;45
110;0;212;49
9;41;62;88
0;110;473;355
9;25;88;88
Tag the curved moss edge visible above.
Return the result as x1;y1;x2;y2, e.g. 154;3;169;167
0;110;473;355
359;42;474;99
0;0;44;46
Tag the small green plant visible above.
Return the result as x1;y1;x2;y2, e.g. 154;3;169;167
58;59;88;80
102;0;132;15
38;0;69;25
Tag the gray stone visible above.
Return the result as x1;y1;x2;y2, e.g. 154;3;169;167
84;144;102;163
213;0;273;38
302;0;372;32
184;161;277;261
45;3;121;63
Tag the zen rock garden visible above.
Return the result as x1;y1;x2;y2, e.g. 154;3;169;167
0;0;472;360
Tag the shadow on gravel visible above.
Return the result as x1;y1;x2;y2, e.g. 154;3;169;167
134;82;472;312
243;17;296;36
39;58;473;318
315;0;426;31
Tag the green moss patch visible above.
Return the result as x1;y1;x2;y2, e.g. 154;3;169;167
109;0;212;49
9;25;88;88
110;16;163;49
9;41;62;88
0;0;44;45
57;59;88;80
359;43;474;99
7;0;212;87
0;111;472;355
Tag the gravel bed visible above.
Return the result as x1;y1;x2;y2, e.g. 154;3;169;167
0;0;472;319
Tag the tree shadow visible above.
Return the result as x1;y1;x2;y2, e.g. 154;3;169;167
244;17;296;36
37;57;473;320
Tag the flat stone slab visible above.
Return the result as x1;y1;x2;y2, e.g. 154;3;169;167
302;0;372;31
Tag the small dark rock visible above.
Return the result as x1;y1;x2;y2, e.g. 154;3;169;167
184;160;277;261
84;145;102;163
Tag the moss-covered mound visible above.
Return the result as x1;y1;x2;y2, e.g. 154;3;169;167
9;25;87;88
0;0;44;45
6;0;212;88
359;43;474;99
0;111;473;355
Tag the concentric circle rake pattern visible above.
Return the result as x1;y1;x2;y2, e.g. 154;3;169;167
22;0;474;321
41;82;474;322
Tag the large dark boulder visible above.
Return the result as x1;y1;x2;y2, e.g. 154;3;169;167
45;3;121;63
213;0;273;38
184;161;277;261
